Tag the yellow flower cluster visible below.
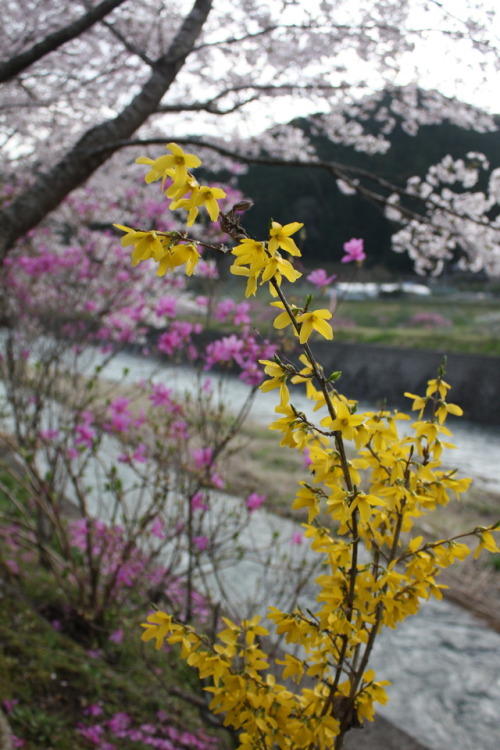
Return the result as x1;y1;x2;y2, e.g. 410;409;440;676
141;611;389;748
231;224;303;298
137;142;226;225
121;143;500;749
114;225;200;277
114;143;227;276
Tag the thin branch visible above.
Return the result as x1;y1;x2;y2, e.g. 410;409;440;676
155;83;349;115
101;19;155;67
87;136;496;233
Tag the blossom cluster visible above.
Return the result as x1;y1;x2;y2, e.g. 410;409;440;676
126;143;500;749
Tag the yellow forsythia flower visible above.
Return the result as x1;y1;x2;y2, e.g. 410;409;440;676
268;221;303;255
295;309;333;343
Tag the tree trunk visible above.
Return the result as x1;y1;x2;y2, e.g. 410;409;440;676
0;0;212;262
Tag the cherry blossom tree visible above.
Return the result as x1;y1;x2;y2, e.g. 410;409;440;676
0;0;499;271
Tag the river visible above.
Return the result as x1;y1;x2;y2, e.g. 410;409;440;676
20;346;499;750
98;350;500;494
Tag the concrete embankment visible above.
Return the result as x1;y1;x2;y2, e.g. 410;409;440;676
143;328;500;425
310;341;500;425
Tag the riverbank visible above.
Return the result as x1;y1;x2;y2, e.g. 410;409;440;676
310;340;500;425
145;327;500;425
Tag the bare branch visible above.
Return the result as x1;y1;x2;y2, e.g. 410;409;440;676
155;83;349;115
84;136;495;232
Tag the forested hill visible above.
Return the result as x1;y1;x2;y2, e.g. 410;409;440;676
236;91;500;274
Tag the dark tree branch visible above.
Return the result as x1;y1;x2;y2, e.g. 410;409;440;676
0;0;129;83
85;136;494;231
101;18;155;67
154;83;349;115
0;0;213;261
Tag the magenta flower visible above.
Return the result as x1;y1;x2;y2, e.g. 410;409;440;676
306;268;337;288
109;396;132;432
214;298;236;321
83;703;103;717
233;301;251;325
210;472;224;489
109;628;124;645
341;238;366;263
150;516;165;539
148;383;174;409
2;699;19;714
155;296;177;317
74;411;96;448
39;429;59;441
193;535;208;551
291;531;303;546
246;492;266;512
192;447;213;469
171;420;189;440
191;492;209;511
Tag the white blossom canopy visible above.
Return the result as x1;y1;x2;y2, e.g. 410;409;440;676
0;0;499;271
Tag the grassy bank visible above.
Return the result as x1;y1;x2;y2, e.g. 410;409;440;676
198;280;500;356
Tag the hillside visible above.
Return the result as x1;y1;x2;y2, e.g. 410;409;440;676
237;88;500;273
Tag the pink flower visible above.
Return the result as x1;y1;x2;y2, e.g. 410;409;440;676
77;723;104;743
341;238;366;263
155;296;177;317
131;443;147;462
210;472;224;489
83;703;103;717
306;268;337;288
193;535;208;551
215;299;235;321
234;301;251;325
150;516;166;540
39;429;59;441
149;383;181;413
108;711;131;736
2;699;19;714
171;420;188;440
246;492;266;512
74;411;95;448
109;628;124;644
191;447;213;470
109;397;132;433
291;532;303;546
191;492;209;511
